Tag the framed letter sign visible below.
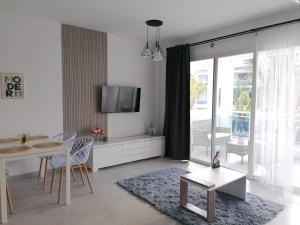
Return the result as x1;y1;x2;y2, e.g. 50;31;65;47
1;73;25;99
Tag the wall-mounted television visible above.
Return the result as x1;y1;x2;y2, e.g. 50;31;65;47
100;86;141;113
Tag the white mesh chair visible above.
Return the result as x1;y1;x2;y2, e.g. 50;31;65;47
49;136;94;204
38;131;77;190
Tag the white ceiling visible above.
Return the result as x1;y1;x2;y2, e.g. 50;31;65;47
0;0;299;41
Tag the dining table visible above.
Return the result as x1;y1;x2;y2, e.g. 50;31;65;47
0;136;71;224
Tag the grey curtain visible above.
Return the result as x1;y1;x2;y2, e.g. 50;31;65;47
164;44;190;160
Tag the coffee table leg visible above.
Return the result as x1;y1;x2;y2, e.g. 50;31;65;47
207;190;215;220
218;176;246;200
180;179;188;207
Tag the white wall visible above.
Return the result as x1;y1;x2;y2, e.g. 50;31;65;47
107;34;161;138
0;14;63;175
0;14;161;175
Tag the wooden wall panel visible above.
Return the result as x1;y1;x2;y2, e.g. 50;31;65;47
62;24;107;136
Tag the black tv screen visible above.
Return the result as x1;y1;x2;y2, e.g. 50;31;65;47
101;86;141;113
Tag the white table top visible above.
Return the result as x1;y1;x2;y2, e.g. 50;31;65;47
227;138;249;146
207;132;231;139
0;137;67;160
181;167;246;190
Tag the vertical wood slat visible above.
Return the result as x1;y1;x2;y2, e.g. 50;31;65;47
62;24;107;136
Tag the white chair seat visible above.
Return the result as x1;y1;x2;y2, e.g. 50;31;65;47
39;131;77;159
50;136;94;169
50;155;84;168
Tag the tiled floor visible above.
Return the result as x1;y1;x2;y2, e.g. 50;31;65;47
6;158;300;225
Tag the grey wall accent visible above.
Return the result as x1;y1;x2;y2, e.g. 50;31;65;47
62;24;107;136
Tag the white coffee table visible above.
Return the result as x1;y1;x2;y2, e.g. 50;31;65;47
226;139;249;163
180;167;246;220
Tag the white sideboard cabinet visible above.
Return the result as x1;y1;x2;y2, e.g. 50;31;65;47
87;135;165;172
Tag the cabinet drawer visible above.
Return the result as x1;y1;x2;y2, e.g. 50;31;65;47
145;139;165;158
122;147;144;157
123;154;144;164
94;145;122;168
123;141;145;150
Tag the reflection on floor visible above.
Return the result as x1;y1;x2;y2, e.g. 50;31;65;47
6;157;300;225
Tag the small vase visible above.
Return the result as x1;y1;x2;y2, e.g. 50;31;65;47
95;134;100;142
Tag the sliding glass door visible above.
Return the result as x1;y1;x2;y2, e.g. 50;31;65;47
190;59;214;164
190;47;300;190
190;53;254;174
216;53;253;173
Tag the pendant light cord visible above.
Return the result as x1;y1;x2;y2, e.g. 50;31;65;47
155;26;159;46
146;25;149;43
158;27;160;46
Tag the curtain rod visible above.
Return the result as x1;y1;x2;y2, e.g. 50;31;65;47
189;18;300;47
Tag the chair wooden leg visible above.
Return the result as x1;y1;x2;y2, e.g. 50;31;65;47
71;167;76;182
79;166;85;186
58;168;63;204
38;158;43;182
43;157;49;190
6;184;13;214
83;164;94;193
49;168;55;193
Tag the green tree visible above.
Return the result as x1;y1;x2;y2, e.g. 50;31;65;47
235;91;251;111
190;76;205;109
234;80;251;111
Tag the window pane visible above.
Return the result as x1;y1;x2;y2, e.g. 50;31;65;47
190;59;214;164
216;53;254;173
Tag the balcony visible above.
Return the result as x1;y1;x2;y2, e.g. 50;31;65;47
191;111;250;172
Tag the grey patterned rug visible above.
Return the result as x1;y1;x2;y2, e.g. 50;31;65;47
117;167;283;225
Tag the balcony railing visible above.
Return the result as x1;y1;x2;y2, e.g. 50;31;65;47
217;111;251;138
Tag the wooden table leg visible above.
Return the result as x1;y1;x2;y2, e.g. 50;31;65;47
207;189;215;220
0;159;8;223
180;179;188;207
65;149;70;205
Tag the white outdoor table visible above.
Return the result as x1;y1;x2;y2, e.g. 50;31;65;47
0;138;71;223
226;139;249;163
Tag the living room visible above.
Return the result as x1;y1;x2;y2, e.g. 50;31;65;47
0;0;300;225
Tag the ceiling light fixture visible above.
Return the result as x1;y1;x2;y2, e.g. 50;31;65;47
292;0;300;4
140;25;152;57
141;20;164;61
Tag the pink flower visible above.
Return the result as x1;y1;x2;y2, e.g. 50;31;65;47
91;127;104;135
